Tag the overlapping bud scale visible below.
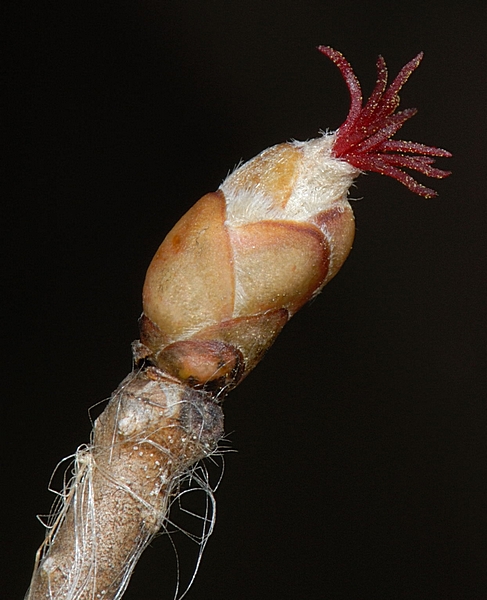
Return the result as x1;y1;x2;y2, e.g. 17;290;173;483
141;136;356;391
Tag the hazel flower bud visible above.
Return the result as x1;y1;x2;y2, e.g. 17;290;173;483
141;135;356;390
140;47;450;392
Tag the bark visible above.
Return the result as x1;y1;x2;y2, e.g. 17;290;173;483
26;363;224;600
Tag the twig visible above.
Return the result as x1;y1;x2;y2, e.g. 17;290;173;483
26;367;223;599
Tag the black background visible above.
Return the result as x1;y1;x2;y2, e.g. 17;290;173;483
5;1;486;598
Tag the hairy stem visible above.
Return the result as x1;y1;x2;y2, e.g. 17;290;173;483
26;361;224;600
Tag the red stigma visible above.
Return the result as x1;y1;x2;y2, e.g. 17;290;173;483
317;46;451;198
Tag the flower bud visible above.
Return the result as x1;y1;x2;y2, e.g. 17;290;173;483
141;135;356;389
140;47;451;392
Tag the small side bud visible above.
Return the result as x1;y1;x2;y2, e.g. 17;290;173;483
153;340;244;391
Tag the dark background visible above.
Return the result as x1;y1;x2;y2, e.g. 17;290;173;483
5;1;486;598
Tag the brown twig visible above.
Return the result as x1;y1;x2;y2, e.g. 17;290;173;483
26;365;223;600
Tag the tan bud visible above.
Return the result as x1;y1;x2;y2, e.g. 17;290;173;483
142;134;357;391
